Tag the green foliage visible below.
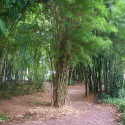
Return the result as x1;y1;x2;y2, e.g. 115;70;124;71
0;0;125;107
25;112;31;119
0;82;45;99
0;19;9;37
103;90;125;124
103;97;125;124
119;89;125;99
0;91;11;100
0;114;7;122
68;79;76;85
123;81;125;89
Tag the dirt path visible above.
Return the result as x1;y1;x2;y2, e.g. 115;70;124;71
1;82;119;125
43;84;118;125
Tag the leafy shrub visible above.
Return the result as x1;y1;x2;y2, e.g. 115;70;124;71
0;91;11;100
119;89;125;99
0;114;7;122
25;86;30;94
102;93;125;125
103;97;125;111
0;82;45;99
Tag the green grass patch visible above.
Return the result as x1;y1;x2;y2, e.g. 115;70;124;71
0;114;7;122
25;112;31;119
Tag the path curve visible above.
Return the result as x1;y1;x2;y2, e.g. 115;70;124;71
10;83;118;125
43;84;118;125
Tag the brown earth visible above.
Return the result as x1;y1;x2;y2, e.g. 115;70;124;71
0;82;122;125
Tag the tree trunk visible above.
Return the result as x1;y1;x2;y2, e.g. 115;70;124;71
69;67;73;86
53;59;70;107
104;57;108;94
85;68;88;97
88;65;93;93
98;56;102;94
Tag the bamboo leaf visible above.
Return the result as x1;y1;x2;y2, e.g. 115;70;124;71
0;19;9;37
5;0;10;5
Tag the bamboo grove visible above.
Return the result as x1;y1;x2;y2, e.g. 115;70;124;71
0;0;125;107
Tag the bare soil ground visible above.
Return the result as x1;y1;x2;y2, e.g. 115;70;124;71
0;82;122;125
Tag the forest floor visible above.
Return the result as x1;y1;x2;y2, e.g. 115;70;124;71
0;82;122;125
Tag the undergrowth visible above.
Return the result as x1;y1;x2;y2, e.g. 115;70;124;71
0;114;7;123
102;89;125;125
0;82;44;99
